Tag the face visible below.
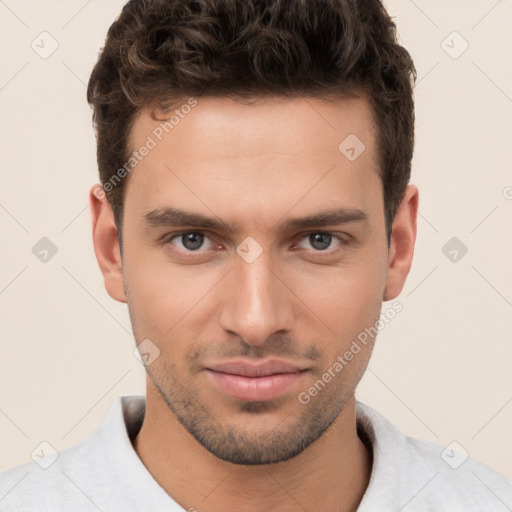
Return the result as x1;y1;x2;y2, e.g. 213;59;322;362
96;95;408;465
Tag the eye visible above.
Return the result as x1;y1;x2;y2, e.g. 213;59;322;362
294;232;346;252
166;232;216;252
162;230;349;258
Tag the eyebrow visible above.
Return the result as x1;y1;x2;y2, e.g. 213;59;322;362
142;206;368;233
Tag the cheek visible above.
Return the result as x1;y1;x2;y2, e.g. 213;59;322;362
123;244;224;343
298;271;381;386
292;258;385;340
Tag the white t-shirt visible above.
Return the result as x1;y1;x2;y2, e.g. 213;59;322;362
1;395;511;511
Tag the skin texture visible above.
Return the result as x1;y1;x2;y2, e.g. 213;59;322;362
90;95;418;512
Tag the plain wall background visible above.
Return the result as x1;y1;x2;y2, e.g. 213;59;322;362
0;0;511;478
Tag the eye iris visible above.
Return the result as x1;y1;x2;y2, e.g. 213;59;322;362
310;233;331;250
182;233;203;250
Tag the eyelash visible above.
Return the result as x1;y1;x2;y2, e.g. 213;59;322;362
161;231;350;259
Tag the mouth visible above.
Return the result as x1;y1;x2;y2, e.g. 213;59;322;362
204;359;309;402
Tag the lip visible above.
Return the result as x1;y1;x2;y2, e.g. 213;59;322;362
205;358;308;401
206;359;308;377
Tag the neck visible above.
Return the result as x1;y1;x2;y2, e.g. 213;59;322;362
133;384;372;512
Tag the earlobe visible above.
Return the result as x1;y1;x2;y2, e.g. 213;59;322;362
383;184;419;301
89;184;127;303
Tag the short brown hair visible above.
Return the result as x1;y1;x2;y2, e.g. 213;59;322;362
87;0;416;246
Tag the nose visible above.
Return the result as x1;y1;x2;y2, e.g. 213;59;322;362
219;251;295;346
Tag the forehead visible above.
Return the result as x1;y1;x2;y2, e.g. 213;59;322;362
124;95;382;227
131;94;377;159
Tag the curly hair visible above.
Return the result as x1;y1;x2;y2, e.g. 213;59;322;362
87;0;416;245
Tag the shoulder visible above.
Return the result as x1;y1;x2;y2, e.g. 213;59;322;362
356;401;512;511
0;396;145;511
407;435;512;510
0;437;103;511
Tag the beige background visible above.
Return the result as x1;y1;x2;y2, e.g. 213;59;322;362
0;0;511;478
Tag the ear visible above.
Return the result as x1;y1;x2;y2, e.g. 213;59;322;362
383;184;419;301
89;184;127;303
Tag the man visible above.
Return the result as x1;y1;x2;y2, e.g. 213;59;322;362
1;0;511;510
